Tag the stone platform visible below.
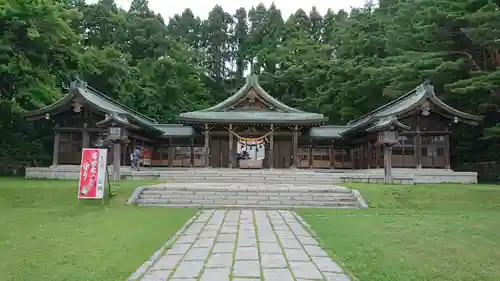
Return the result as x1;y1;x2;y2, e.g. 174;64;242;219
127;182;367;209
25;165;478;184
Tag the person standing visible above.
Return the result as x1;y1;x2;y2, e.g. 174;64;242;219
132;147;141;171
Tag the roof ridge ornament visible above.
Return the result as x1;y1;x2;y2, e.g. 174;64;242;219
70;77;87;90
422;79;435;94
250;57;257;74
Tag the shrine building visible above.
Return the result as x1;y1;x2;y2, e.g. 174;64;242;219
22;75;482;183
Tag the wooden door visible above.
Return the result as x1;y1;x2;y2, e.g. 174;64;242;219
210;139;221;167
273;140;292;168
210;139;230;168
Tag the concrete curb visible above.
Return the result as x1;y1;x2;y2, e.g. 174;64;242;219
351;189;369;208
126;210;203;281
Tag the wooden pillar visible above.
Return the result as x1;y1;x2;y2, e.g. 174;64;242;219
112;142;121;181
52;124;60;167
190;138;194;167
330;140;335;169
350;148;355;169
383;145;393;183
367;142;372;169
308;140;313;168
269;124;274;169
168;139;174;167
360;144;364;169
375;145;380;168
415;134;422;169
444;134;450;169
415;117;422;169
292;125;298;168
204;124;210;167
228;124;233;168
82;123;90;148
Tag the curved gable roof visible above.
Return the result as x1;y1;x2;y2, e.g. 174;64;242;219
201;75;304;113
22;80;163;133
179;75;327;124
343;81;482;135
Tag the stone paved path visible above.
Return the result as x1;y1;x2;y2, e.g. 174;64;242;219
137;210;350;281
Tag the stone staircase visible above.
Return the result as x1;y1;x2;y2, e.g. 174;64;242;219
129;183;366;209
156;169;345;184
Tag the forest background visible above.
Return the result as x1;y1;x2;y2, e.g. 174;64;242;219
1;0;499;180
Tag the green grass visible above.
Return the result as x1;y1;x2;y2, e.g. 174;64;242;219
0;178;197;281
298;183;500;281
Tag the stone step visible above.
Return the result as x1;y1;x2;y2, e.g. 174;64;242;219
157;173;332;177
159;178;343;184
135;203;358;209
140;190;355;197
158;173;343;177
159;179;343;183
141;186;351;194
139;194;358;202
135;199;358;208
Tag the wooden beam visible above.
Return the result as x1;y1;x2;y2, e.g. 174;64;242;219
57;127;105;132
209;131;295;137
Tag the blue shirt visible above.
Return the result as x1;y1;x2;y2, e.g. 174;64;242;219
133;149;141;160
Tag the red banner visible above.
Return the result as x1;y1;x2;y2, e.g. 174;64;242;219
78;148;108;199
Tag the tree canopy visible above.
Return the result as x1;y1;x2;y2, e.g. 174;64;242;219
0;0;498;170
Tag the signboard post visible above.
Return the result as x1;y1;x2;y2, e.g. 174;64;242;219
78;148;110;202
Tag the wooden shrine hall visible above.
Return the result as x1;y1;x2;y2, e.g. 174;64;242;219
22;75;482;182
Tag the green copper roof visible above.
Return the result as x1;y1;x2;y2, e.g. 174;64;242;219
343;81;482;135
180;111;327;124
348;81;482;127
307;126;350;139
179;74;327;124
152;124;196;137
22;80;163;133
202;75;304;113
81;85;157;126
365;116;411;133
95;112;140;129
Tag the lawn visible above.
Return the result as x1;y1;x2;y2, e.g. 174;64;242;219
298;183;500;281
0;178;197;281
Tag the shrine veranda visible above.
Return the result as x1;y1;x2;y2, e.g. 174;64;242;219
23;75;481;183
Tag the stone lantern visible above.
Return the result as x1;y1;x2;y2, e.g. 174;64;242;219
108;126;128;141
377;130;400;184
106;126;128;181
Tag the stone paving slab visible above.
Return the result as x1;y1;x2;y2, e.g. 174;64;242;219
135;209;351;281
